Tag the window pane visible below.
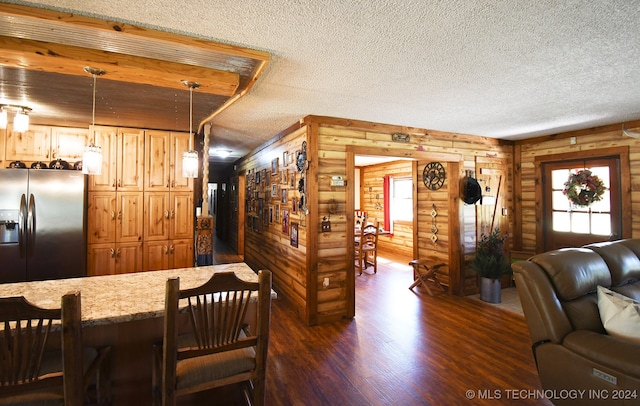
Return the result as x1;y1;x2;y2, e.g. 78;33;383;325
394;199;413;221
552;169;570;189
552;190;571;211
590;190;610;212
591;213;611;236
553;211;571;232
571;212;590;234
391;178;413;221
394;179;412;199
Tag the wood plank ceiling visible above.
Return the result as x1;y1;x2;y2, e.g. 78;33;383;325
0;4;269;158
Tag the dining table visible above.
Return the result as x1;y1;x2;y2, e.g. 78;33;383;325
0;262;276;403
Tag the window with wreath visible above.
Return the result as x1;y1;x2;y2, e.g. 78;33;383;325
550;165;611;235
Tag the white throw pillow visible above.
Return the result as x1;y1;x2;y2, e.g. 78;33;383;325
597;286;640;343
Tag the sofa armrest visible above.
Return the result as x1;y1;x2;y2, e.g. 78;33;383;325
513;261;574;344
564;330;640;380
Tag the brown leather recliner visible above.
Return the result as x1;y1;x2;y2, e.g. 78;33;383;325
512;238;640;405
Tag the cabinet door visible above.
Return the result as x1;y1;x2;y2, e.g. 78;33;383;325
143;240;170;271
145;130;170;191
5;125;51;162
87;192;117;244
118;128;145;191
88;126;118;191
115;242;143;274
51;127;90;162
117;192;144;242
144;192;170;241
171;192;194;240
87;243;116;276
170;239;194;269
170;132;194;191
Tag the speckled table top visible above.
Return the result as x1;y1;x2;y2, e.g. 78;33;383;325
0;263;274;327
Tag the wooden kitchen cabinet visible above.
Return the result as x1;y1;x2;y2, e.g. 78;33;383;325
142;239;193;271
4;125;52;162
51;126;90;162
88;192;143;244
88;126;144;192
145;130;193;191
87;242;143;276
4;125;90;165
143;192;193;240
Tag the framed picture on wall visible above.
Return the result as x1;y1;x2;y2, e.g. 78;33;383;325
282;209;289;234
269;206;274;224
271;158;279;175
290;222;299;247
271;183;278;197
281;188;288;204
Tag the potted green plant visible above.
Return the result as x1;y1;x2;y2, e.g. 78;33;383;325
470;228;512;303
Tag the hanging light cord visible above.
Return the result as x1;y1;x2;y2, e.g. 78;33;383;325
91;73;97;144
189;85;193;150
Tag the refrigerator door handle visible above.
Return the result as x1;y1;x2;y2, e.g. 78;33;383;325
19;194;27;258
27;193;36;257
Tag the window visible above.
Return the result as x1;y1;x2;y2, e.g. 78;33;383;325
391;177;413;222
550;165;611;236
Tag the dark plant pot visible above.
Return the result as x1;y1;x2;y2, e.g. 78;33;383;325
480;277;501;303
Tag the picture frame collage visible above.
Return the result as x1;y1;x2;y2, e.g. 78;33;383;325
246;145;306;247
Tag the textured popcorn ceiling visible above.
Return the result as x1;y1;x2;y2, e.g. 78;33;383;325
8;0;640;156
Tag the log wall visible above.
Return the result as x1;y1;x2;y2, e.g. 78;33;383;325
237;115;514;325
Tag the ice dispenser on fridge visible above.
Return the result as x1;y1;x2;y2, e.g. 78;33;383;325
0;210;20;244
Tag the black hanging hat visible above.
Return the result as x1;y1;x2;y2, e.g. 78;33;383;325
463;176;482;205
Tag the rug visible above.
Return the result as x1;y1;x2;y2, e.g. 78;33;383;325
468;287;524;316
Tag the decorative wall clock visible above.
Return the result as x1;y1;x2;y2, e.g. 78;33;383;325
422;162;446;190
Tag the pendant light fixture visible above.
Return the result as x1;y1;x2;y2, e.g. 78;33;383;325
0;104;32;132
82;66;106;175
182;80;200;178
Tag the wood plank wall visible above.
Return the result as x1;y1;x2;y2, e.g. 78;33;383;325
514;120;640;254
236;115;513;325
235;125;309;322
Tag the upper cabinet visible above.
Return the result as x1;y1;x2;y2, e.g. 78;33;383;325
5;125;51;162
145;130;193;191
88;126;145;191
51;127;91;162
4;125;89;164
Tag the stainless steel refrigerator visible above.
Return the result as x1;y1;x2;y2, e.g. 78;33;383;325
0;169;87;282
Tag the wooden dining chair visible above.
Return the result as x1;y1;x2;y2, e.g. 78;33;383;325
355;222;379;275
0;291;111;406
153;270;272;406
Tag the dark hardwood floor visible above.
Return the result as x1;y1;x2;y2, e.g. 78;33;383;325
185;239;550;405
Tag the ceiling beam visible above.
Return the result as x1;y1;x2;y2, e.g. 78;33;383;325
0;36;240;97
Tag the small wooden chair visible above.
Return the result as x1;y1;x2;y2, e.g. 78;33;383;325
408;259;446;296
355;222;378;275
0;291;111;406
153;270;272;406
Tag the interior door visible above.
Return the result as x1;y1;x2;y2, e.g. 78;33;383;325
542;157;621;250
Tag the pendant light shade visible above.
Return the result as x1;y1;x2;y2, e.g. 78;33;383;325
82;66;106;175
0;105;32;132
182;150;199;177
13;109;29;133
182;80;200;178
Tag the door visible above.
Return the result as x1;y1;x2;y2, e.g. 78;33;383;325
27;170;87;281
117;128;145;191
116;192;144;242
88;126;118;191
0;169;28;282
145;130;170;191
543;157;622;250
170;192;193;240
144;192;170;241
87;192;117;244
